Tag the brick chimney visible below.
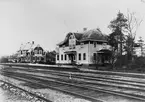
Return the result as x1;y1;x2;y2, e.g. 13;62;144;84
83;28;87;31
32;41;34;45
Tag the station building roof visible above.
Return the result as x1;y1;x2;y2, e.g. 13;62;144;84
57;28;108;46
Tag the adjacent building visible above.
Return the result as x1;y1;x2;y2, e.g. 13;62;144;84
56;28;111;65
17;41;45;63
133;43;145;57
33;44;46;63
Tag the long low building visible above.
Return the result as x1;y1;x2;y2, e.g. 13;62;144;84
56;28;111;65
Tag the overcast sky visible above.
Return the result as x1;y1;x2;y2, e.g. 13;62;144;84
0;0;145;56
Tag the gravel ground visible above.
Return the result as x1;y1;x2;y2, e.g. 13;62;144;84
0;75;91;102
0;87;30;102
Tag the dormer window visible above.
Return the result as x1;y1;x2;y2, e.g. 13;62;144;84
62;45;65;50
69;35;74;39
80;43;84;48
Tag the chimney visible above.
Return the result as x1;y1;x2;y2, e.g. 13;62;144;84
83;28;87;31
32;41;34;45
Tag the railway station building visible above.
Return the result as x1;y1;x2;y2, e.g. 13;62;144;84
56;28;111;65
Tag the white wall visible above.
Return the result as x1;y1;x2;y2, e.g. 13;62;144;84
56;44;89;64
56;42;111;64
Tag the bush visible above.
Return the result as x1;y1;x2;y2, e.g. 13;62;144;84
114;55;128;67
0;57;8;63
133;57;145;67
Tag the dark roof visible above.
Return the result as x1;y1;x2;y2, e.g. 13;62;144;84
80;28;107;41
34;45;43;51
74;33;83;40
19;42;36;51
57;28;108;46
97;49;112;55
64;51;77;54
134;43;141;47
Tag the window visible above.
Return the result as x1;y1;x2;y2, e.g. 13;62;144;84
35;50;38;54
83;53;86;60
80;43;84;48
39;50;42;54
69;35;74;39
84;41;88;44
39;57;41;61
79;53;81;60
90;41;93;44
74;55;76;60
31;51;34;55
35;57;37;60
97;41;103;45
94;42;96;47
61;54;63;60
65;54;67;60
93;53;97;60
57;55;59;60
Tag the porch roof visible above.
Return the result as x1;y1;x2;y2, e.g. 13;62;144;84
64;51;76;54
97;49;112;54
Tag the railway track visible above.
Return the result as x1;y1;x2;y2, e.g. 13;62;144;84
2;64;145;78
1;71;103;102
3;66;145;85
1;69;145;102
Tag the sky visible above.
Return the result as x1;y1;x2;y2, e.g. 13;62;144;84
0;0;145;57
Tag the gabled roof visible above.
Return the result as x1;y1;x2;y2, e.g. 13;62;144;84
74;33;83;40
57;28;108;46
19;42;36;51
34;44;44;51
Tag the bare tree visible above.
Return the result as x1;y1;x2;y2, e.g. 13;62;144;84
126;10;143;40
125;10;143;60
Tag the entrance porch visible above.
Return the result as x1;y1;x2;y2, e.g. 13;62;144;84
97;49;112;65
64;51;77;65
